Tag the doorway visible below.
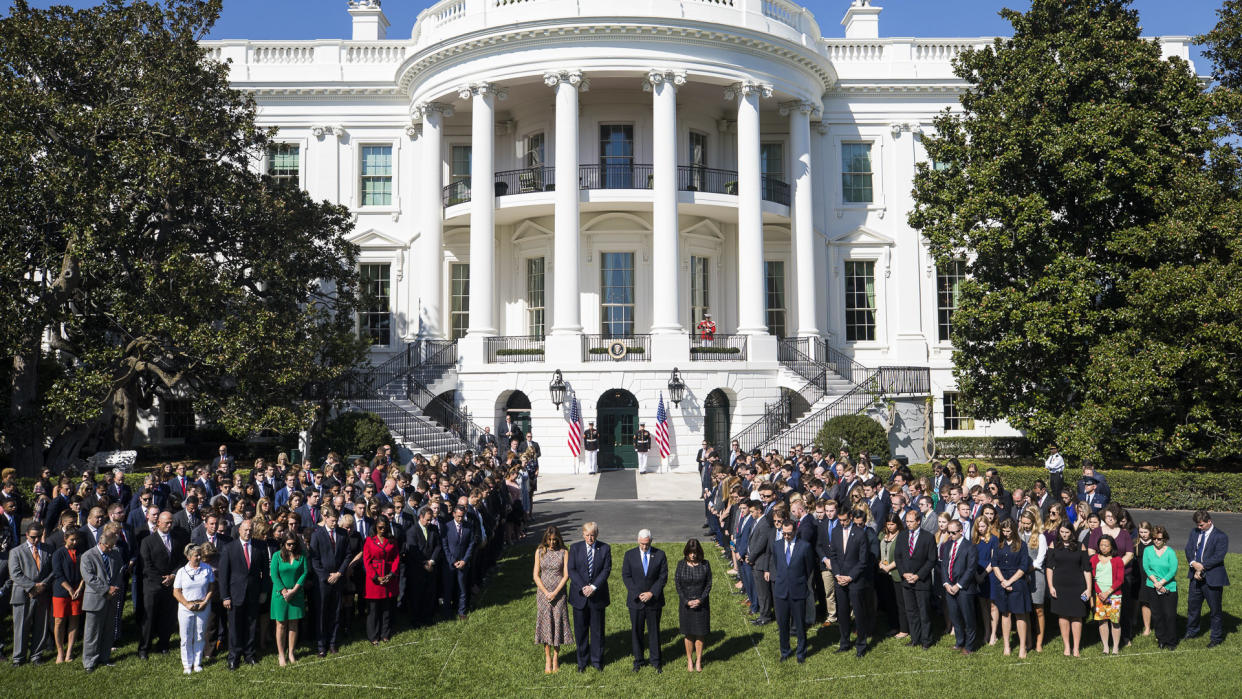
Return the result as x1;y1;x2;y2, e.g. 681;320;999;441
596;388;638;470
504;391;532;446
704;389;732;457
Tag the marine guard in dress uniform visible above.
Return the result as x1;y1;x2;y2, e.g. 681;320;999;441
635;423;653;474
584;422;600;475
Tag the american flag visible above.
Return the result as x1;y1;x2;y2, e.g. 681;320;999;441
566;396;583;458
655;393;671;461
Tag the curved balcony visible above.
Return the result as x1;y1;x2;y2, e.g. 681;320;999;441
442;165;790;208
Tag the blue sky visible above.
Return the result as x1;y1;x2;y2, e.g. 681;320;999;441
15;1;1223;66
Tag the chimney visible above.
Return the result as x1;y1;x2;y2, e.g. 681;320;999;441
841;0;881;40
348;0;389;41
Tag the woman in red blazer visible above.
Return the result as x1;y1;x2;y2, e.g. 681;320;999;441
362;516;400;644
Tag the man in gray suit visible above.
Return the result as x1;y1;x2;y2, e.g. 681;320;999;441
9;521;52;666
81;526;124;672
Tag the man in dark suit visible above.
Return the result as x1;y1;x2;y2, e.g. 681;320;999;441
814;501;842;628
1080;478;1107;514
620;529;667;672
1185;510;1229;648
168;464;191;501
218;519;267;669
1030;480;1053;520
939;520;977;653
746;500;777;625
105;470;132;513
308;509;351;656
296;491;323;529
476;426;498;452
895;509;937;649
406;506;443;627
442;505;475;621
567;522;611;672
832;507;874;657
171;496;202;536
210;444;236;474
137;511;186;659
735;502;760;615
772;520;816;663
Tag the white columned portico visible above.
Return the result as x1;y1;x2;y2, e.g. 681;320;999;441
545;70;588;364
783;99;820;338
647;69;685;335
727;81;772;341
463;82;505;338
413;101;452;339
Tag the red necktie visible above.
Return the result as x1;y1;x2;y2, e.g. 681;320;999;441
329;530;335;547
243;541;251;568
909;532;916;557
948;541;959;583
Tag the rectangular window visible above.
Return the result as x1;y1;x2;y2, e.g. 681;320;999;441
844;260;876;342
162;398;195;440
450;145;472;183
690;256;710;328
450;263;470;341
526;256;545;338
765;260;786;339
267;143;300;187
360;145;393;207
760;142;784;202
943;392;974;431
525;133;545;169
842;142;874;203
599;124;634;188
688;132;708;190
600;252;635;337
931;158;952;172
937;258;966;342
359;263;392;346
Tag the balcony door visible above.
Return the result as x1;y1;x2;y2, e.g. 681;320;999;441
600;124;634;188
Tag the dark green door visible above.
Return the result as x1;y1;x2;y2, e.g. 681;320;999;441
597;389;638;470
704;389;731;456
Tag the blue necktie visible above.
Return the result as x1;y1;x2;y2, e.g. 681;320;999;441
642;551;649;576
1196;532;1206;563
587;545;595;579
785;542;792;565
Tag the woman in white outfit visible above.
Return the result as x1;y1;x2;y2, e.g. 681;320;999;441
172;544;215;674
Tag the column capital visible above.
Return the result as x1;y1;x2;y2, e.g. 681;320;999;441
457;82;509;101
404;122;421;139
411;101;454;121
642;69;687;92
724;81;773;101
814;121;831;136
779;100;821;118
543;70;590;92
311;125;344;139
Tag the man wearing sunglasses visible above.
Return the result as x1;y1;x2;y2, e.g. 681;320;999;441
939;522;978;654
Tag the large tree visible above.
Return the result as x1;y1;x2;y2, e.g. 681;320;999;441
910;0;1242;465
0;0;368;474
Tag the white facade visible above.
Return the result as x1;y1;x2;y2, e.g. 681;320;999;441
172;0;1194;469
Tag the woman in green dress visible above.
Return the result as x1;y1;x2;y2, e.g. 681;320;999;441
270;533;308;666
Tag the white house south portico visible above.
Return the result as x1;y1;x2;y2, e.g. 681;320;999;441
166;0;1194;472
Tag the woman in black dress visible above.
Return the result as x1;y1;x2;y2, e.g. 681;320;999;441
1045;521;1091;657
675;538;712;672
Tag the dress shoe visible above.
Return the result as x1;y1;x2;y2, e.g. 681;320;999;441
632;665;641;673
594;665;604;672
961;649;973;656
821;620;833;628
30;658;42;666
921;643;932;651
833;646;851;654
318;651;328;658
779;654;790;663
855;647;867;659
84;667;94;674
904;639;917;647
797;657;805;664
654;666;662;674
1207;640;1222;649
137;652;148;661
751;618;771;626
104;662;116;667
577;666;586;673
330;647;339;654
246;658;259;665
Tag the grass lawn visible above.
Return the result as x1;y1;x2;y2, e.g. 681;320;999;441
3;544;1241;698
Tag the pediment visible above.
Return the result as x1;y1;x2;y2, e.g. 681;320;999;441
513;220;554;244
830;226;895;247
681;218;724;241
348;228;410;249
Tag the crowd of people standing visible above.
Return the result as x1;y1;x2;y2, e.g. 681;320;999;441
0;438;540;672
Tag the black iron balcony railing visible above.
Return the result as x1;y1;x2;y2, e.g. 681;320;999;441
485;335;546;363
689;332;748;361
582;334;652;362
441;164;792;208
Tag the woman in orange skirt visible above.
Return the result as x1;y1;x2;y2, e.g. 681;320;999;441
51;529;85;663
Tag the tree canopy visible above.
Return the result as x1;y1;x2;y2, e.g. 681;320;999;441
910;0;1242;465
0;0;368;474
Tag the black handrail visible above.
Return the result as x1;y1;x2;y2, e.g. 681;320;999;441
877;367;932;395
677;166;736;195
494;167;555;196
582;334;652;362
688;332;748;361
579;163;654;191
485;335;546;363
761;373;885;455
762;176;791;206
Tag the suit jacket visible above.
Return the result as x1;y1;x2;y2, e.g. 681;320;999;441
295;504;321;528
126;507;149;532
405;521;444;570
168;476;191;500
442;520;475;566
172;508;202;536
735;515;757;560
218;537;269;605
748;514;776;572
831;524;872;585
190;529;232;553
9;542;53;603
50;546;84;596
620;547;668;609
308;526;352;582
567;540;612;610
815;518;839;570
868;496;890;526
793;514;817;548
771;537;816;601
1186;527;1230;587
107;483;133;512
894;529;937;589
938;538;978;593
139;529;188;586
80;546;124;613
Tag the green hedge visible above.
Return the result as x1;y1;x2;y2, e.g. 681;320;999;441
817;415;889;460
908;463;1242;513
932;436;1036;459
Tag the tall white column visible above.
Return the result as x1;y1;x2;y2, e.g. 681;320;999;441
647;69;685;335
545;70;588;337
783;100;820;338
813;122;832;342
413;102;452;339
727;81;771;336
463;82;506;337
